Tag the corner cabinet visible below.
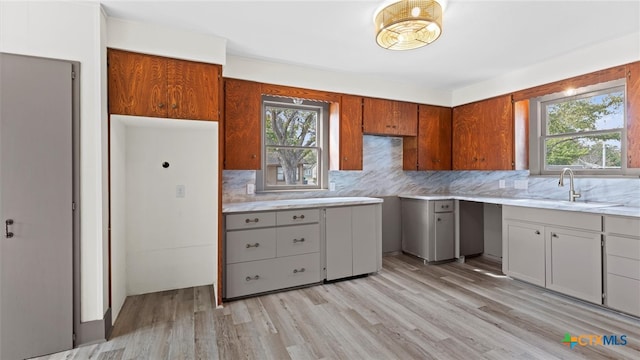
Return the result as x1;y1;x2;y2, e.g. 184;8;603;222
107;49;221;121
452;95;513;170
363;98;417;136
223;203;382;299
503;206;603;304
403;105;452;170
224;78;262;170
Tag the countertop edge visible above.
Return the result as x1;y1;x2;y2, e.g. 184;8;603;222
223;197;384;213
398;194;640;218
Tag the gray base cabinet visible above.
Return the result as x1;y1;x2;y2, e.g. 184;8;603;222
400;199;455;262
224;203;382;298
224;209;322;298
604;216;640;317
503;206;603;304
325;204;382;281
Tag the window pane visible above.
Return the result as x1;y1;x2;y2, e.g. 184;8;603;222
265;147;318;187
544;132;622;170
265;105;317;147
545;90;624;135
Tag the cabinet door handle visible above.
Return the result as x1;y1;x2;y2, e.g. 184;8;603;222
171;103;177;109
535;230;540;235
158;103;165;108
245;275;260;281
5;219;14;239
552;233;559;238
293;268;306;274
437;218;441;222
246;243;260;248
293;238;305;243
292;215;305;220
245;218;259;223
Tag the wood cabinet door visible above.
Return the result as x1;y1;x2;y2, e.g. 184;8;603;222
339;95;363;170
224;79;262;170
363;97;395;135
627;61;640;168
453;95;513;170
167;59;220;121
394;101;418;136
417;105;451;170
108;49;167;117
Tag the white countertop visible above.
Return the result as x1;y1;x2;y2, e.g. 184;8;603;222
223;197;384;213
398;194;640;218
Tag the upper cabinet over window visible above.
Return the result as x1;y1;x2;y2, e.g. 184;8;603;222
108;49;221;121
452;95;514;170
363;98;417;136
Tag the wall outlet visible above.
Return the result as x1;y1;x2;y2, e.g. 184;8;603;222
176;185;186;198
246;183;255;195
499;180;506;189
329;182;336;191
514;180;528;189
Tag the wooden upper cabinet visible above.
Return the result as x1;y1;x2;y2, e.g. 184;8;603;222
335;95;363;170
403;105;452;171
224;79;262;170
363;98;417;136
166;59;220;120
452;94;514;170
107;49;221;121
108;49;168;117
627;61;640;168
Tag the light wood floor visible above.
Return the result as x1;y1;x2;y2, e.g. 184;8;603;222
36;255;640;360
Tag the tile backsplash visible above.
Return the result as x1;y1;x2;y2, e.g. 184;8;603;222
223;136;640;207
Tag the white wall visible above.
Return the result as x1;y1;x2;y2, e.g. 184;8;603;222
0;1;107;322
109;118;127;322
452;32;640;106
224;55;452;106
107;17;226;65
117;117;218;307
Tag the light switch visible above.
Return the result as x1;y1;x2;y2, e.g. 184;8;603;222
329;182;336;191
176;185;186;198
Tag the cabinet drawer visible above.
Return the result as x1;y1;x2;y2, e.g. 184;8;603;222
606;235;640;261
434;200;454;213
606;273;640;316
226;212;276;230
226;228;276;264
276;209;320;226
225;253;321;298
605;216;640;238
277;224;320;257
607;255;640;280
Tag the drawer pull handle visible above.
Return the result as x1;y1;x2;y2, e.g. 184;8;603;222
293;268;306;274
293;238;305;243
535;230;541;235
292;215;305;220
245;275;260;281
245;218;259;223
437;218;441;222
246;243;260;248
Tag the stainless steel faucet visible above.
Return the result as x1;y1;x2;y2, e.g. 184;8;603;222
558;168;581;202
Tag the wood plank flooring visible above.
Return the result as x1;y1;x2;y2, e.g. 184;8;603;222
35;255;640;359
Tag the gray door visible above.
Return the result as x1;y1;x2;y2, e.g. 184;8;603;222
0;54;73;359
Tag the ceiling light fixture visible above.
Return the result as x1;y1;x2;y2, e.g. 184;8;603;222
374;0;443;51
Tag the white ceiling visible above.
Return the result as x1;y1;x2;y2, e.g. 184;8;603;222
101;0;640;92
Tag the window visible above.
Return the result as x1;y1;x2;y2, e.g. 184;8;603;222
531;79;627;175
258;96;328;190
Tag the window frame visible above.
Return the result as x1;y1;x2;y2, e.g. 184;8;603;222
256;96;329;192
529;78;633;176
